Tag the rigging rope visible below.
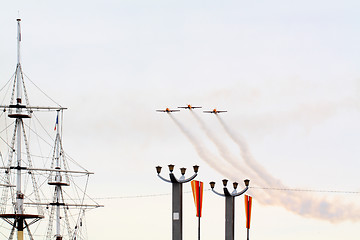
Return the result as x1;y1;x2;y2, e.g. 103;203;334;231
0;73;15;94
23;73;63;108
73;175;90;239
0;72;15;106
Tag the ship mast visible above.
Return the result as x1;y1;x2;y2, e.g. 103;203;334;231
0;18;102;240
47;110;70;240
15;18;24;240
0;18;44;240
55;112;61;240
16;19;22;103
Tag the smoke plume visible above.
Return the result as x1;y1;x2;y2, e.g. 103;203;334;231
216;115;360;222
190;111;268;186
168;114;237;179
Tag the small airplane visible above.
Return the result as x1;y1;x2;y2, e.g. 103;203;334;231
178;104;202;110
203;109;227;114
156;108;180;113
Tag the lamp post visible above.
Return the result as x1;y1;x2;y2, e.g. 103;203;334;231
210;179;250;240
156;164;199;240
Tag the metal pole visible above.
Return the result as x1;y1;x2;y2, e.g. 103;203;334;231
172;182;182;240
198;182;201;240
225;196;235;240
156;165;198;240
247;228;249;240
198;216;200;240
209;179;249;240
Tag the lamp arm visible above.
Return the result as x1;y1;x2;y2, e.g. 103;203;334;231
179;173;197;183
169;173;180;183
232;186;249;197
211;188;225;197
157;174;172;183
224;187;234;196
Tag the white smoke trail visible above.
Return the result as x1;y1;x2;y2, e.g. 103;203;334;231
190;111;275;204
216;115;360;222
217;116;283;187
190;111;268;186
168;114;237;180
190;111;247;177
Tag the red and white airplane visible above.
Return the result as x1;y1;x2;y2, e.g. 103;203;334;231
178;104;202;110
203;109;227;114
156;108;180;113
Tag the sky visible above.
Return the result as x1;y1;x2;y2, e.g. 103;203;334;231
1;0;360;239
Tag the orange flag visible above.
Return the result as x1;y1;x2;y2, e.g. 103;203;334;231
191;180;203;217
245;195;252;229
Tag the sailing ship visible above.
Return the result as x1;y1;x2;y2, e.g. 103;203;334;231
0;19;102;239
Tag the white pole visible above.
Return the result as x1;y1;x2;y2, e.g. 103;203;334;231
55;111;61;239
15;18;24;240
16;19;22;104
16;118;22;215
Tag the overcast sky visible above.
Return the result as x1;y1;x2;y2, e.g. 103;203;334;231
1;0;360;239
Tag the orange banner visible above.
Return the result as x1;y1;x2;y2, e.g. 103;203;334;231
245;195;252;229
191;180;203;217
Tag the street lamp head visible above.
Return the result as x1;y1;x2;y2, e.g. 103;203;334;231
233;182;238;189
244;179;250;187
180;167;186;175
210;181;215;189
156;166;162;174
193;165;199;173
168;164;174;172
222;179;228;187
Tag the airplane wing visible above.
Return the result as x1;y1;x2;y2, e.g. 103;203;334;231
216;111;227;113
178;106;202;109
203;111;213;113
156;110;180;112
